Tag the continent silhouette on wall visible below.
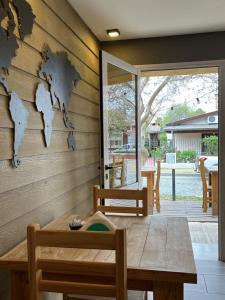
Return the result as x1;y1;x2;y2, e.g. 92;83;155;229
0;0;35;71
1;78;29;167
36;83;54;147
38;46;81;150
9;92;29;167
13;0;35;39
39;47;81;112
68;132;76;151
0;0;35;167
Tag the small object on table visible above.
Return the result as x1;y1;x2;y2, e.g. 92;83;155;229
69;218;85;230
80;211;117;231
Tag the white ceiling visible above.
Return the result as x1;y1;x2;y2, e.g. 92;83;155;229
68;0;225;41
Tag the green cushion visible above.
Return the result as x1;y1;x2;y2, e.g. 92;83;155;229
86;223;110;231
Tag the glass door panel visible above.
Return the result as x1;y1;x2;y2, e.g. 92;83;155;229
100;51;140;188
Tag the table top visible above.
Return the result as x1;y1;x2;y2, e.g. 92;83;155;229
141;169;156;176
0;214;197;284
205;165;218;172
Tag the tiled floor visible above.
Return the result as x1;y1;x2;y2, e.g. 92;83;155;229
184;259;225;300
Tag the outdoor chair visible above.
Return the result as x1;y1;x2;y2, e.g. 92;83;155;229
110;156;126;188
153;160;161;212
93;185;148;216
199;158;212;212
27;224;129;300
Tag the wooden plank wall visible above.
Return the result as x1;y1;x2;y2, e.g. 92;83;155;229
0;0;100;298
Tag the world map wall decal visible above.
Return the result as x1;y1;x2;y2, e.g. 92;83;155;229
0;2;81;167
0;0;35;167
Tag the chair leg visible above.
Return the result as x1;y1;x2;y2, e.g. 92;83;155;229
156;191;160;213
203;194;208;212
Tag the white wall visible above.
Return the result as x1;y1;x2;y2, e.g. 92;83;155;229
174;132;202;153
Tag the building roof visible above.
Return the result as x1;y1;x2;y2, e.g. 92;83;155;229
164;124;218;132
165;111;218;126
163;111;218;133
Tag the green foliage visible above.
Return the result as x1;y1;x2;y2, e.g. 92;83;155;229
160;103;205;127
176;150;197;162
150;133;169;160
108;108;127;134
159;132;167;144
202;135;218;155
150;147;164;160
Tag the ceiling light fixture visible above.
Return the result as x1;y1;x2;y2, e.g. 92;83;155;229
106;29;120;38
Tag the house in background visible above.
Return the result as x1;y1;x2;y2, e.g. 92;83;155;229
146;123;161;151
163;111;218;154
109;124;136;151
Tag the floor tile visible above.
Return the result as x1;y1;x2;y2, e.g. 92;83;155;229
196;259;225;275
192;243;218;260
185;290;225;300
204;274;225;294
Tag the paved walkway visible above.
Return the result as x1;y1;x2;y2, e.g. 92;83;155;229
142;173;203;199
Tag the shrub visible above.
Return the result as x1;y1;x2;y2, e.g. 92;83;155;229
150;147;164;160
176;150;197;162
202;135;218;155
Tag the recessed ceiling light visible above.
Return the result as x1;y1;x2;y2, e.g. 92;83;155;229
106;29;120;38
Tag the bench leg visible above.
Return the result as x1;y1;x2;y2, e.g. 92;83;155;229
153;281;183;300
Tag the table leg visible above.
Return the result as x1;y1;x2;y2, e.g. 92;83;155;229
11;271;29;300
153;281;183;300
147;174;154;215
211;172;218;216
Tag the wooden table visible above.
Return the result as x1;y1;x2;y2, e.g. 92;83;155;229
206;166;218;216
141;169;155;214
0;214;197;300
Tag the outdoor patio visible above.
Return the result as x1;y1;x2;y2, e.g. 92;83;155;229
155;200;218;222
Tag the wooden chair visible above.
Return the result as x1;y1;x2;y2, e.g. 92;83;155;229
153;160;161;213
110;156;126;188
27;225;128;300
93;186;148;217
199;158;212;212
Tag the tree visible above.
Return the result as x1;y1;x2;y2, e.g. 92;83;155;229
202;135;218;155
159;103;205;127
140;73;217;130
107;72;218;144
108;108;127;134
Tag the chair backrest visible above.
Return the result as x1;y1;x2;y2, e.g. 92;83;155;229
155;160;161;189
27;225;127;300
93;186;148;216
111;156;126;188
199;158;207;192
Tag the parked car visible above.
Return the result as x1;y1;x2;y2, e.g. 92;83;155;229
113;144;136;153
195;155;218;173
